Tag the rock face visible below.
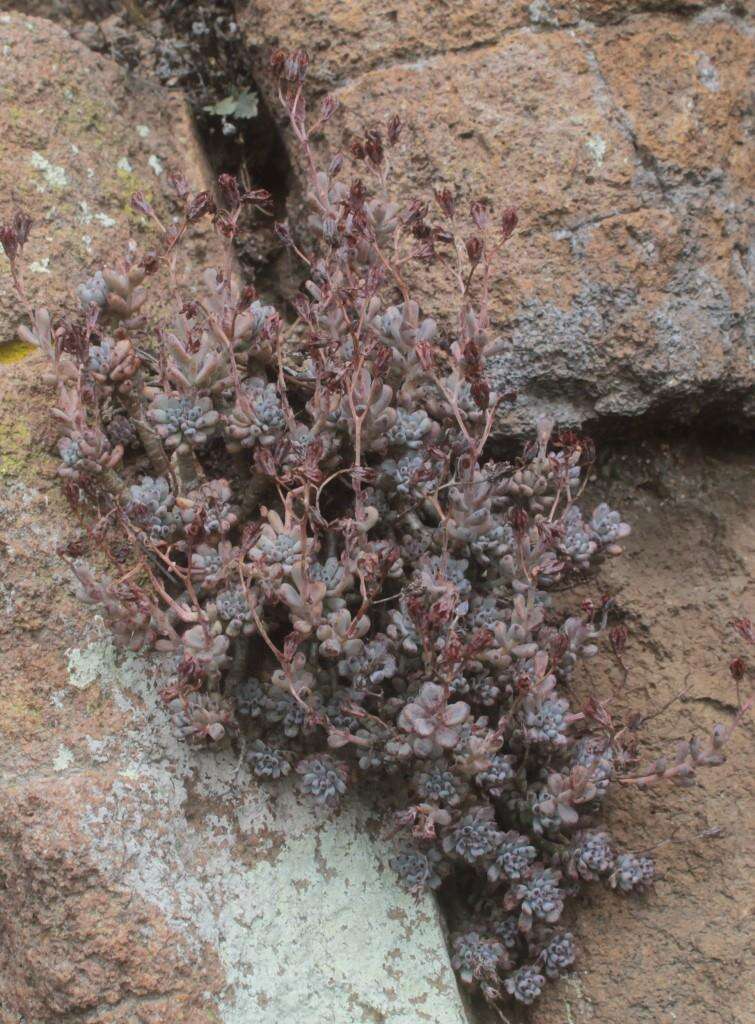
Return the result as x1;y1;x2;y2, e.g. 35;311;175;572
511;440;755;1024
240;0;754;434
0;357;469;1023
0;8;753;1024
0;12;216;354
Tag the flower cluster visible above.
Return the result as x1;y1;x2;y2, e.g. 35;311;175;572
8;53;737;1014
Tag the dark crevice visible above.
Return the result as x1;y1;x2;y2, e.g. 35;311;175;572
582;400;755;449
149;3;294;304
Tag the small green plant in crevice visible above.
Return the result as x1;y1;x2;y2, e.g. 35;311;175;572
3;50;749;1017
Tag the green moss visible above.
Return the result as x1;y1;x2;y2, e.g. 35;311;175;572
115;165;154;224
4;105;23;127
0;417;32;479
60;91;110;135
0;339;35;365
0;695;43;732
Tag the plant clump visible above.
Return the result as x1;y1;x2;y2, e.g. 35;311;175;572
3;51;744;1014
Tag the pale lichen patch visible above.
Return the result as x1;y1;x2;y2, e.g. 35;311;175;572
585;135;607;167
53;743;75;772
30;150;68;189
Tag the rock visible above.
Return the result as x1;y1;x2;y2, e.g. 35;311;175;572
0;12;217;356
510;441;755;1024
1;1;115;26
0;327;468;1023
239;1;754;435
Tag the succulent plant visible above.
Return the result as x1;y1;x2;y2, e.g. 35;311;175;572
474;754;515;797
398;682;471;758
265;689;313;739
491;915;521;950
566;831;615;881
246;739;291;779
504;964;545;1005
127;475;181;541
522;694;571;747
226;377;286;449
487;831;537;883
541;931;576;978
167;691;238;744
149;393;220;452
414;765;466;807
451;931;508;988
506;867;565;932
389;843;445;893
213;584;257;637
13;51;736;1017
296;755;348;808
442;806;502;865
235;676;267;718
610;852;656;893
88;336;141;389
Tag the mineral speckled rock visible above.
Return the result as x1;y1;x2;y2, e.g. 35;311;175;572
0;358;469;1023
240;0;754;434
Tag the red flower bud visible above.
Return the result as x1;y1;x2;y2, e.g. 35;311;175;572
470;377;490;411
271;48;309;83
387;114;402;145
141;251;160;275
274;221;293;246
434;187;455;218
500;206;518;240
0;225;18;262
186;190;215;222
364;129;384;167
465;236;483;265
610;625;628;656
168;171;190;200
470;200;491;230
511;507;529;534
218;173;241;209
321;94;339;123
729;657;746;681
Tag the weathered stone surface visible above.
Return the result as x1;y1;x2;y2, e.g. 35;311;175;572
0;357;469;1022
241;2;754;434
489;440;755;1024
0;12;217;354
2;0;114;21
237;0;746;92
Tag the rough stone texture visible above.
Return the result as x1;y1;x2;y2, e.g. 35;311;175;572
477;440;754;1024
0;7;753;1023
0;12;217;354
0;356;469;1023
240;0;754;434
2;0;114;21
